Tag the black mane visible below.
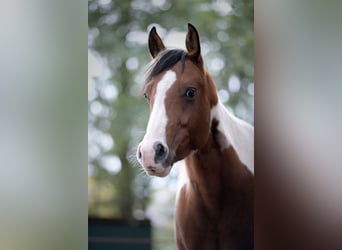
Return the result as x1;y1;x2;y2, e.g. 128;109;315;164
145;49;186;82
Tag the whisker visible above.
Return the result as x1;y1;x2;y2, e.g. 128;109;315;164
137;169;148;178
125;145;151;178
126;144;138;161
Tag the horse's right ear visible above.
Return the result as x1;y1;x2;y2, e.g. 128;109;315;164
148;27;165;58
186;23;201;61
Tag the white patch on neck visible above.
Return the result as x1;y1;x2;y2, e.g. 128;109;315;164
144;70;176;144
211;101;254;173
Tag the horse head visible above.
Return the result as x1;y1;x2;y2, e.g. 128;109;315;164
137;24;218;177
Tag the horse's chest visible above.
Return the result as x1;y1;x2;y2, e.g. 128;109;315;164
180;181;221;215
175;181;253;249
175;182;218;249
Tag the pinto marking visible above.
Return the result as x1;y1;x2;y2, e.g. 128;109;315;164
210;101;254;173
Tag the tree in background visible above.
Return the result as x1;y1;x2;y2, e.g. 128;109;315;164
88;0;253;245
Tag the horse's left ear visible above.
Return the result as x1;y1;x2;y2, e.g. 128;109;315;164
186;23;202;63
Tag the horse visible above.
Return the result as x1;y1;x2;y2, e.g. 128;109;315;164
137;23;254;250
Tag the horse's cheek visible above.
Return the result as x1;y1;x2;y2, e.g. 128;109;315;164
195;108;210;144
180;113;189;126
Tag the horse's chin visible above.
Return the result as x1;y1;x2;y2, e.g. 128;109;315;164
145;165;172;177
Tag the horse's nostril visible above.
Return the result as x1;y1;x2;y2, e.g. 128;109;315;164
153;141;169;163
154;142;165;155
157;143;164;153
137;146;142;159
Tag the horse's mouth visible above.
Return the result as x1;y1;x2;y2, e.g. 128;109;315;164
145;165;172;177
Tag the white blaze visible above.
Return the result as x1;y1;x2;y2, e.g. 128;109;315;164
143;70;176;147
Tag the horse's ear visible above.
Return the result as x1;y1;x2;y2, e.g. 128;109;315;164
148;27;165;58
186;23;202;63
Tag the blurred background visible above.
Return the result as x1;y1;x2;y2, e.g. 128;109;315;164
88;0;253;249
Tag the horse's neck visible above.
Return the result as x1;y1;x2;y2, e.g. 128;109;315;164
182;104;254;217
181;100;254;193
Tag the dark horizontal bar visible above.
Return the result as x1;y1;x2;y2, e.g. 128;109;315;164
89;237;151;245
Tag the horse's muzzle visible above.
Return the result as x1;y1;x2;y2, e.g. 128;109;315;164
137;141;172;177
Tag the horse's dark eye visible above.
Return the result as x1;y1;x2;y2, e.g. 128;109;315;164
185;87;196;99
144;92;149;101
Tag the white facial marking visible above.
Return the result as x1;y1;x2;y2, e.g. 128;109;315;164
145;70;176;141
211;101;254;173
138;70;176;170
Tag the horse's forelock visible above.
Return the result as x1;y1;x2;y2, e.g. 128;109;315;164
145;49;186;83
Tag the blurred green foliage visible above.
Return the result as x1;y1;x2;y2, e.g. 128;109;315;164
88;0;253;234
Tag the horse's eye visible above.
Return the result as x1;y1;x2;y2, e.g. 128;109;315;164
144;92;149;101
185;87;196;99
